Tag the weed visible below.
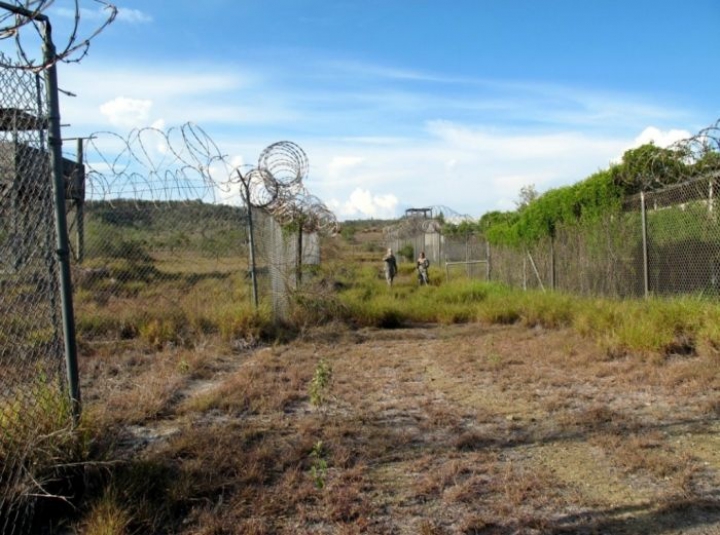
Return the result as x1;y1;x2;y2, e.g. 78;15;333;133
486;352;504;370
176;356;190;374
80;492;132;535
309;440;328;489
309;358;333;407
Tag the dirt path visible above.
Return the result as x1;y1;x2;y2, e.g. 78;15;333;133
84;323;720;534
310;324;720;534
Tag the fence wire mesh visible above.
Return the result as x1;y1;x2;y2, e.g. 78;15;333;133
0;57;71;535
488;120;720;296
511;181;720;298
74;130;330;344
1;117;330;531
252;208;323;320
442;232;489;281
489;214;643;297
641;175;720;296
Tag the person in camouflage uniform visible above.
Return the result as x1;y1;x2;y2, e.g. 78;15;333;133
417;251;430;285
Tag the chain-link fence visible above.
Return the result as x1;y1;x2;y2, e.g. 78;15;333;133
252;208;322;319
489;214;642;296
386;217;442;265
387;174;720;298
487;174;720;298
386;217;490;281
442;232;490;281
1;100;329;535
76;131;333;335
0;58;72;534
636;173;720;296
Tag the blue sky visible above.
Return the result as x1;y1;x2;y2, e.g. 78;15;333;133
8;0;720;219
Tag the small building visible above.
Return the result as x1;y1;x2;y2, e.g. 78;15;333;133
404;207;433;219
0;107;84;271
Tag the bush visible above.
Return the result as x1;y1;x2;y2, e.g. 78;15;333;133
397;244;414;262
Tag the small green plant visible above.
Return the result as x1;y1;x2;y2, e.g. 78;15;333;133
486;352;504;369
177;356;190;374
309;359;333;407
309;440;328;489
340;224;356;243
398;244;414;262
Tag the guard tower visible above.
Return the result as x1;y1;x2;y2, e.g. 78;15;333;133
404;207;433;219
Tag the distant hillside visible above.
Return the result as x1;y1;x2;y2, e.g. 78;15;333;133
86;199;247;231
82;199;248;259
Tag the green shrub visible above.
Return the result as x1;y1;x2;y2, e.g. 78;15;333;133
397;244;414;262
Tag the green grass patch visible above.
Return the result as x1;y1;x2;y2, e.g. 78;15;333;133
313;269;720;361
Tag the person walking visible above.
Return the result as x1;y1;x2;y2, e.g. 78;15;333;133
417;251;430;285
383;248;398;287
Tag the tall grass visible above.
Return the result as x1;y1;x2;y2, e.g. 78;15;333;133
0;376;89;531
307;263;720;359
73;244;720;360
75;270;272;349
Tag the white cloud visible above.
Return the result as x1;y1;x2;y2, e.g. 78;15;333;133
328;188;399;219
99;97;153;127
425;120;624;159
66;66;247;100
305;123;632;220
53;6;151;24
59;61;291;131
631;126;691;149
608;126;694;164
116;8;153;24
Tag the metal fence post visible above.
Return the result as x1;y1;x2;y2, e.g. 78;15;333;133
640;191;649;299
465;231;470;278
296;222;303;288
486;241;491;281
550;236;556;291
75;138;85;264
246;199;259;309
43;20;81;420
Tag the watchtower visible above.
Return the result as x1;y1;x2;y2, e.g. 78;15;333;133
404;207;433;219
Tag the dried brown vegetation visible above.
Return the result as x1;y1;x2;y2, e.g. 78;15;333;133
72;321;720;534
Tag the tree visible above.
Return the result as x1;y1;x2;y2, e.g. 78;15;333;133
515;184;539;210
692;146;720;177
611;143;689;195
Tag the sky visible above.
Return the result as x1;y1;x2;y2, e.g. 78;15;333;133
4;0;719;220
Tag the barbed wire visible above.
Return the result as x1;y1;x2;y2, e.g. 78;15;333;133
0;0;117;70
84;123;231;203
641;118;720;190
242;140;336;232
258;140;308;188
273;188;337;233
83;124;337;232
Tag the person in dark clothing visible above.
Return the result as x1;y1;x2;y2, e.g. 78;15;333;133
383;248;398;286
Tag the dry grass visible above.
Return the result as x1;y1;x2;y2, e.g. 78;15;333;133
63;321;720;534
18;232;720;532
